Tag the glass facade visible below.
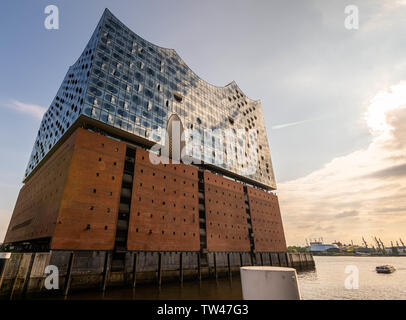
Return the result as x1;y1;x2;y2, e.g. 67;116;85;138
25;9;276;189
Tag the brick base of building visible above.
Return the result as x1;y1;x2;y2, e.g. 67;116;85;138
4;128;287;254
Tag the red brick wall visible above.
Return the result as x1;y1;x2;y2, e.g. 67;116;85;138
50;129;126;250
4;132;77;244
247;187;287;252
204;172;250;252
127;148;200;251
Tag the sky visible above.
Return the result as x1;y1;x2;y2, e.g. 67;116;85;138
0;0;405;246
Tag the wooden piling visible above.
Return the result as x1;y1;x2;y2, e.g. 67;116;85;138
197;253;201;281
21;253;36;297
213;252;218;280
179;252;183;285
132;252;137;288
298;253;303;269
101;251;111;292
227;253;232;280
0;265;5;291
157;252;162;287
286;253;291;267
9;254;24;300
63;251;75;296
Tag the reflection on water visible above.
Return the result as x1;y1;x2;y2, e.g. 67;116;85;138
60;256;406;300
66;276;243;300
298;256;406;300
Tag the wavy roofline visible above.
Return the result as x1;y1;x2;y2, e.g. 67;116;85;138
104;8;260;103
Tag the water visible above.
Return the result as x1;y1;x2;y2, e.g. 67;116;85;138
63;256;406;300
64;277;243;300
298;256;406;300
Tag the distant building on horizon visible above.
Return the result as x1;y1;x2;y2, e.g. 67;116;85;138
3;9;287;275
308;240;339;253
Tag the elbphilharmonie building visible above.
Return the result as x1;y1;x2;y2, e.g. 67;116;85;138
4;9;287;280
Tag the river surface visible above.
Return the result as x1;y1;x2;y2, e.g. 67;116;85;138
64;256;406;300
298;256;406;300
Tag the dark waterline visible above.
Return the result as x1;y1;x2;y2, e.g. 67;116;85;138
59;276;243;300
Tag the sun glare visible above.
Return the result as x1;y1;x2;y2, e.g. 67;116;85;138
365;82;406;135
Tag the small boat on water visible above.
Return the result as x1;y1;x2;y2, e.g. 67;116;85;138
376;265;396;274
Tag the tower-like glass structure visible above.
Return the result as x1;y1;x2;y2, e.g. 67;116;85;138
25;9;276;189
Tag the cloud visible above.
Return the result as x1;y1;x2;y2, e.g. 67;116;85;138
383;0;406;9
335;210;359;219
4;100;46;119
278;82;406;246
365;163;406;179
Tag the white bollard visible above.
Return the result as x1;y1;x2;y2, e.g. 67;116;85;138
240;266;301;300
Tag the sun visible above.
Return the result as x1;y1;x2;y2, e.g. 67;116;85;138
365;82;406;135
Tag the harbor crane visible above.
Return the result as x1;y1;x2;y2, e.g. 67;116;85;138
362;237;368;248
379;238;386;254
374;237;381;250
400;238;405;247
379;238;385;249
